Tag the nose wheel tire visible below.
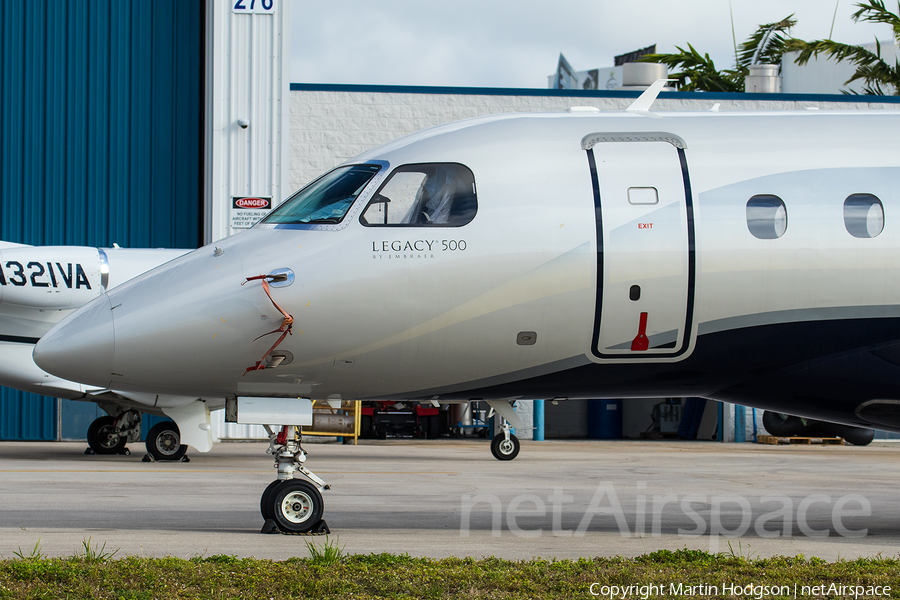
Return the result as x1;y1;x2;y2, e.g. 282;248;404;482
260;480;283;522
271;479;324;533
87;416;127;455
491;433;520;460
146;421;187;461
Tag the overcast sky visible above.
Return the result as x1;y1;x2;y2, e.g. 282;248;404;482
290;0;893;88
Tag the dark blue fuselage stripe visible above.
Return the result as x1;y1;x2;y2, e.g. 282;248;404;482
289;82;900;105
0;335;39;345
586;148;604;358
677;147;697;358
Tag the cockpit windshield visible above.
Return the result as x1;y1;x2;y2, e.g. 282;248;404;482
260;164;382;225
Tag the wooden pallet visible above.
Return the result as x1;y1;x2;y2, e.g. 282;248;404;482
756;435;844;446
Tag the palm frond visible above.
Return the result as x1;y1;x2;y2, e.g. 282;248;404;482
639;44;743;92
781;1;900;94
845;58;900;91
851;0;900;28
850;1;900;61
738;16;797;67
789;39;882;66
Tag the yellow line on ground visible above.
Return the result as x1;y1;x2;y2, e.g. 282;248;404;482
316;471;459;475
0;470;459;474
0;470;267;474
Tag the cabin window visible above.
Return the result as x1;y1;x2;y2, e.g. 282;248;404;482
261;164;382;225
843;194;884;238
360;163;476;227
746;195;787;239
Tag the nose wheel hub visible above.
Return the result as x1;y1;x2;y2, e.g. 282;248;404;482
284;493;313;523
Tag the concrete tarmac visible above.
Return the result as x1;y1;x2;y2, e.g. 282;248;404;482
1;439;899;561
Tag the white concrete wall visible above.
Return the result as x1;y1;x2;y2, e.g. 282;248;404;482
718;402;734;443
751;406;769;438
213;412;269;441
515;400;533;440
783;41;899;95
288;87;892;193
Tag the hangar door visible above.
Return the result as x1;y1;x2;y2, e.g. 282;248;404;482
0;0;203;440
584;133;695;359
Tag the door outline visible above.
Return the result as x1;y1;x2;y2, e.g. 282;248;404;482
583;132;696;361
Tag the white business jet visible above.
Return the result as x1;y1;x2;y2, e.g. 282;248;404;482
0;240;197;458
34;86;900;532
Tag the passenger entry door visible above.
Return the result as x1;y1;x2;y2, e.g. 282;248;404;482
584;133;695;360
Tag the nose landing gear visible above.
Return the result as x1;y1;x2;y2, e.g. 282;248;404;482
260;425;330;534
491;421;520;460
485;400;524;461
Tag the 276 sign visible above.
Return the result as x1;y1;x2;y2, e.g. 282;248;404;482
233;0;275;14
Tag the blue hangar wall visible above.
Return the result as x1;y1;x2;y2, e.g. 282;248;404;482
0;0;204;440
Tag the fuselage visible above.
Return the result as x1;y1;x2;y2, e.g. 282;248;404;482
34;109;900;432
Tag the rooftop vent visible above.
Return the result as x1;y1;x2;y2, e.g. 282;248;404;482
745;64;781;93
619;63;673;91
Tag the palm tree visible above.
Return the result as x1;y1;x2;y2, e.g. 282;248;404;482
739;16;798;67
787;0;900;95
639;16;797;92
638;44;744;92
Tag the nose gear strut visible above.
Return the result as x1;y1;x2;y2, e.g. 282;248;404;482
259;424;330;535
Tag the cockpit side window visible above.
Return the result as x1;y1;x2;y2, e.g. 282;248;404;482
260;164;382;225
360;163;477;227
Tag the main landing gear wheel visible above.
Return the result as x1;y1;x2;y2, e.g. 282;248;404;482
145;421;187;461
491;432;520;460
271;479;324;533
87;416;127;455
424;415;440;439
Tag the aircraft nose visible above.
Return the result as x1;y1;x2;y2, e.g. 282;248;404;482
33;294;116;388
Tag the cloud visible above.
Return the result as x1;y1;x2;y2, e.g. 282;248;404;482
290;0;894;87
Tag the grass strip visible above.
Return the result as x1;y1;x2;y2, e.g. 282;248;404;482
0;547;898;599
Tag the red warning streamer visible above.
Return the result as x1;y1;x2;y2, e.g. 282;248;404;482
242;274;294;374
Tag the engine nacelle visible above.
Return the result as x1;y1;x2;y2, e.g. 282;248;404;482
0;246;103;310
0;245;190;311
